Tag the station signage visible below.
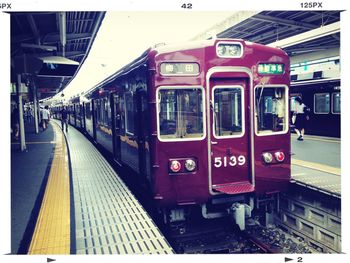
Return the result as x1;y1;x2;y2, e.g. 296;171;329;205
38;88;58;93
37;56;79;77
258;63;284;75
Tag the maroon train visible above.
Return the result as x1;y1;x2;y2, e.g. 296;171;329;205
65;39;291;227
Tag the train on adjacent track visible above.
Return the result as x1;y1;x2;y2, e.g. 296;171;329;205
290;78;340;138
54;39;291;229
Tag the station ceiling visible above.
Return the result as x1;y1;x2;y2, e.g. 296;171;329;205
216;11;340;55
11;11;105;100
10;11;341;101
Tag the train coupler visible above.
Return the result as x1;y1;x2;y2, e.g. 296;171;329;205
228;203;252;230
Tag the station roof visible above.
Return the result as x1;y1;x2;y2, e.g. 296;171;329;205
194;11;340;56
11;11;105;100
10;11;340;101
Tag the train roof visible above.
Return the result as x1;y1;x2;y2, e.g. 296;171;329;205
84;38;287;97
83;48;151;97
153;38;287;57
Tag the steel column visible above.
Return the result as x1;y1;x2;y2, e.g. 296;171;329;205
17;74;27;151
33;84;39;134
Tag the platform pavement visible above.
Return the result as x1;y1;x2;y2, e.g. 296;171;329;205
11;120;56;254
291;134;340;168
291;134;341;197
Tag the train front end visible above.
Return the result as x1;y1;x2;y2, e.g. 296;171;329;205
149;39;290;225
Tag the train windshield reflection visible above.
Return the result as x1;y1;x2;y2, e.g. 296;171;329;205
158;88;204;140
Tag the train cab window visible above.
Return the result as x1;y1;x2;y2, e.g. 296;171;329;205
314;93;330;114
332;92;340;114
255;86;288;135
213;87;243;137
158;87;204;140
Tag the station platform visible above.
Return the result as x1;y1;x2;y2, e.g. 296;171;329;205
11;120;173;255
290;134;341;198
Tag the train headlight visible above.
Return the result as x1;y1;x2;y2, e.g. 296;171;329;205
262;152;273;164
170;160;181;173
184;159;196;172
274;151;285;162
217;45;226;56
216;42;243;58
228;45;240;56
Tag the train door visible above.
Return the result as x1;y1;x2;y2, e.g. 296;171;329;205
112;93;122;161
135;89;150;182
81;103;86;130
92;99;97;140
208;76;254;194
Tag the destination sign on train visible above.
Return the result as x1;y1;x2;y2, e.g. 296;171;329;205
258;63;284;75
160;62;199;76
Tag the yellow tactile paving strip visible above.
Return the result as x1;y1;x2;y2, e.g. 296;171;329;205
28;122;70;254
292;158;341;176
11;141;56;145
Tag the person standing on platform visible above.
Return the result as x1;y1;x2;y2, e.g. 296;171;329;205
25;107;32;123
11;105;20;140
60;106;69;132
41;105;51;131
294;96;309;141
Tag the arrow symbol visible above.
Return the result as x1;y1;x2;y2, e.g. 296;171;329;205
285;257;293;262
47;258;56;263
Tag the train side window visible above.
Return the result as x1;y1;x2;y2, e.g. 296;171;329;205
106;98;112;125
103;97;110;126
95;99;101;121
124;92;135;135
332;92;341;114
255;86;288;135
85;102;91;119
100;99;104;124
314;93;330;114
76;104;80;115
157;87;204;141
213;86;244;138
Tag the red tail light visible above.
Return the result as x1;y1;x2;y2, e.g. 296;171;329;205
170;160;181;172
275;151;285;162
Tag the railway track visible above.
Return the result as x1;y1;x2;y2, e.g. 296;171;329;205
167;218;268;254
242;231;280;253
166;217;314;254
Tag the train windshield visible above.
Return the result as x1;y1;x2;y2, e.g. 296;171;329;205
255;86;288;135
158;88;204;140
213;87;243;137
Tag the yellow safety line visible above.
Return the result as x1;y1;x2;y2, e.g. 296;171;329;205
28;122;70;254
291;134;340;143
292;158;341;176
11;141;55;145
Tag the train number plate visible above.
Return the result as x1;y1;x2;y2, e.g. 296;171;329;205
213;156;246;168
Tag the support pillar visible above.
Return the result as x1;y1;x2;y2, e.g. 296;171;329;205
33;84;39;134
37;92;41;125
17;74;27;152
